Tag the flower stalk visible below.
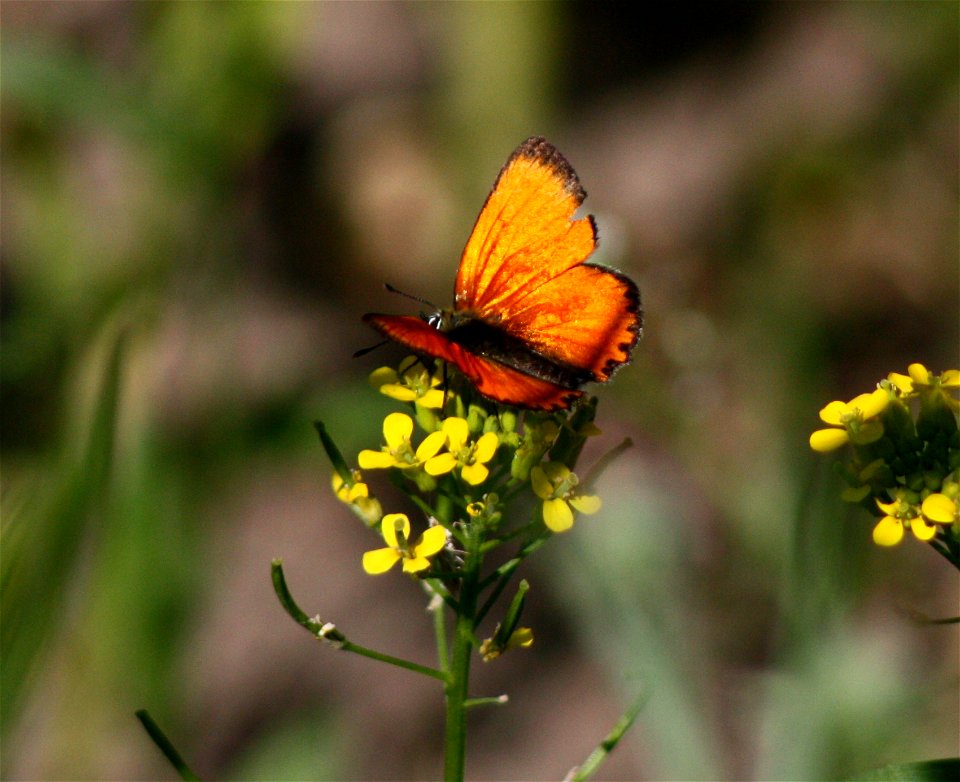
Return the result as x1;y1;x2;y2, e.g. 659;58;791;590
444;530;480;781
280;357;637;779
271;559;446;681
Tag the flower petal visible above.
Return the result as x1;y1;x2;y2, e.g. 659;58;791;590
910;516;937;541
418;389;446;409
941;369;960;388
331;473;349;500
474;432;499;463
570;494;602;515
362;547;401;574
855;388;889;420
542;462;570;482
401;554;431;574
381;513;410;548
353;496;383;526
507;627;534;650
887;372;913;394
358;450;398;469
875;498;898;515
461;461;489;486
424;452;458;476
380;383;418;402
872;516;904;547
417;430;448;461
819;401;848;426
415;525;448;557
809;428;849;452
908;363;930;385
442;417;470;451
543;498;574;533
369;367;398;389
383;412;413;448
530;466;553;500
921;494;956;524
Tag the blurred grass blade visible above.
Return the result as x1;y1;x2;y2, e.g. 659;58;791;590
1;325;127;733
850;758;960;781
135;710;201;781
567;690;647;781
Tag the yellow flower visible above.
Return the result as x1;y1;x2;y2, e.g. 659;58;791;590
873;495;932;546
362;513;448;575
358;412;439;470
531;462;601;533
332;470;383;526
370;357;446;409
422;417;499;486
888;364;960;411
809;387;889;452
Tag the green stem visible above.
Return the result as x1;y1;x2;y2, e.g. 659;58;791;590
340;638;447;680
464;695;508;709
135;709;200;781
271;559;446;681
476;535;547;624
569;690;647;781
444;610;473;780
428;580;450;671
313;421;353;487
443;537;480;780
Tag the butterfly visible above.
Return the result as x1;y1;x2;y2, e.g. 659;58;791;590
363;136;642;411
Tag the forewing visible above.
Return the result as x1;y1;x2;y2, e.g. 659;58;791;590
453;136;640;381
454;137;595;316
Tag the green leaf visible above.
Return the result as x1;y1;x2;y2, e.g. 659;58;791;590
850;758;960;781
1;324;127;733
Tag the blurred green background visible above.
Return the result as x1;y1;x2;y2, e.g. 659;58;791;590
2;2;957;780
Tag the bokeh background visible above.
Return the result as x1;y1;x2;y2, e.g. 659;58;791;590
2;2;958;780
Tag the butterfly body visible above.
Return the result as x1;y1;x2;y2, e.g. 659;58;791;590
364;137;642;411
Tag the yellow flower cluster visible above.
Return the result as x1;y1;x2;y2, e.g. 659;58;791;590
810;363;960;560
328;358;606;581
359;412;499;486
809;388;888;453
873;488;958;547
888;364;960;412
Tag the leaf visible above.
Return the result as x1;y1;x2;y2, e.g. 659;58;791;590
850;758;960;781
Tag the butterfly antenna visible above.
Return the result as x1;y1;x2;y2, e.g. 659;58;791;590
384;283;438;311
353;339;388;359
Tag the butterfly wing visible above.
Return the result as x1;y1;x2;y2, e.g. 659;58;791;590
455;136;641;382
363;314;582;411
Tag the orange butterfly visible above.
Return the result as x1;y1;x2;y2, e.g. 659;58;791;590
364;136;642;411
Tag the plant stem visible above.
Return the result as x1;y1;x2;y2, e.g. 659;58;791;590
272;559;446;680
135;709;200;781
567;690;647;781
427;580;450;671
443;536;480;780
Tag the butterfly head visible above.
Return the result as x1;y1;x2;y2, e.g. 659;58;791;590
424;309;451;331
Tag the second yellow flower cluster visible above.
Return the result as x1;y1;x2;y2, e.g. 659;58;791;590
809;363;960;556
